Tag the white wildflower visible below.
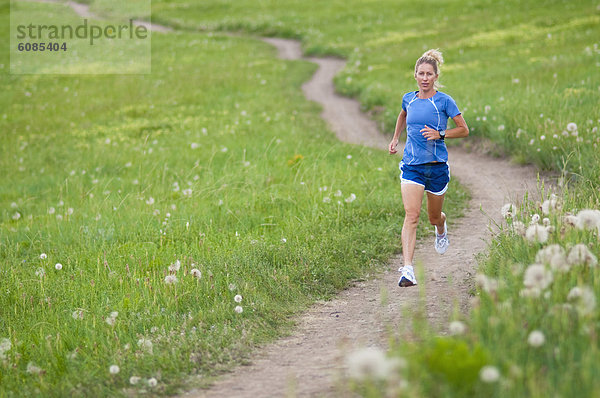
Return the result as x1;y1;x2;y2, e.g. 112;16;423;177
530;213;541;224
567;286;596;316
109;365;120;374
345;347;402;380
234;294;243;303
449;321;467;335
345;193;357;203
137;338;153;354
323;197;331;203
145;197;155;205
130;376;141;385
35;268;45;278
182;188;192;197
168;260;181;273
523;264;553;290
26;362;43;374
12;212;21;220
511;220;526;236
566;122;578;132
72;310;84;320
40;253;47;259
525;224;549;243
228;283;236;291
480;365;500;383
567;244;597;267
535;244;568;272
563;214;579;227
190;268;202;279
334;190;342;197
55;263;63;270
0;338;11;359
281;238;287;243
476;274;498;294
501;203;517;218
527;330;545;347
541;195;559;215
147;377;158;387
234;306;243;314
48;207;55;214
575;209;600;230
164;275;178;284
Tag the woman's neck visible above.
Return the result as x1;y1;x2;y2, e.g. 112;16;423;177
418;89;436;99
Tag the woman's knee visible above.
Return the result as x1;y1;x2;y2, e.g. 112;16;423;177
404;210;421;225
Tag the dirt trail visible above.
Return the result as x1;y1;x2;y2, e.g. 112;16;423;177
42;2;542;395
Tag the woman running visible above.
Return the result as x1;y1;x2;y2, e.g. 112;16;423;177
389;49;469;287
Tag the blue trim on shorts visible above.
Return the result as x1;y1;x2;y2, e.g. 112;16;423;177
399;161;450;195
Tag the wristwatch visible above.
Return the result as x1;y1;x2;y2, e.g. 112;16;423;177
439;130;446;139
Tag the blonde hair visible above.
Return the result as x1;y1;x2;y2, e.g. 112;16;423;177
415;49;444;89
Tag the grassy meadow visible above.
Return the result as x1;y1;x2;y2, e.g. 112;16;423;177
0;0;468;396
2;0;600;397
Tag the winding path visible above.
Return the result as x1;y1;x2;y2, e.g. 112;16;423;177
32;1;543;395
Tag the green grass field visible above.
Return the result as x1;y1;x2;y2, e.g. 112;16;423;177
0;1;469;396
2;0;600;396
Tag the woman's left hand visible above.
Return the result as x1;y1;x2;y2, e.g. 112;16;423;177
421;125;442;141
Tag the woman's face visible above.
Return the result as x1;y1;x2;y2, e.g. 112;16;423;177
415;63;438;92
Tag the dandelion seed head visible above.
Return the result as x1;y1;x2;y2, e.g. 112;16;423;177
523;264;553;290
475;274;498;294
130;376;141;385
40;253;47;259
234;294;242;303
479;366;500;383
501;203;517;218
229;283;236;291
535;244;568;272
164;275;178;284
345;347;401;380
345;193;357;203
567;244;598;267
146;197;155;205
511;220;526;236
566;122;578;132
527;330;545;347
525;224;549;243
191;268;202;279
109;365;120;374
234;305;243;314
575;209;600;230
168;260;181;273
567;286;596;316
137;338;153;354
55;263;62;270
26;362;43;374
449;320;467;335
148;377;158;387
72;310;84;320
530;214;541;224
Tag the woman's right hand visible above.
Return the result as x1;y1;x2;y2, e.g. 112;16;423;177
389;139;399;154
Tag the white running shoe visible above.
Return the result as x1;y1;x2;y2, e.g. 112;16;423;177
398;266;417;287
435;218;449;255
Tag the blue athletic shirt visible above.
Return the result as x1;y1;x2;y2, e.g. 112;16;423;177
401;91;461;165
